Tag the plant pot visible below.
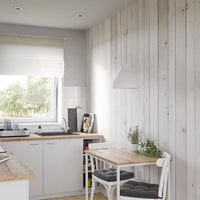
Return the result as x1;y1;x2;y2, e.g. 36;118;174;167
131;144;138;152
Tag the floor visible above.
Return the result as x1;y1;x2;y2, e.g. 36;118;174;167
47;193;107;200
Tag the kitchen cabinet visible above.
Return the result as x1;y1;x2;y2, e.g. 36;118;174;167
3;136;102;199
1;180;29;200
4;140;43;196
44;139;83;194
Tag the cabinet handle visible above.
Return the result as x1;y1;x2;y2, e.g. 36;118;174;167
29;143;39;145
46;142;56;145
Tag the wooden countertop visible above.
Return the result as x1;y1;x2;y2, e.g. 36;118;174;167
0;143;36;182
0;132;103;142
85;148;159;166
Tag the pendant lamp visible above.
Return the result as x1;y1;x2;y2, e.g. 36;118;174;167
113;0;139;89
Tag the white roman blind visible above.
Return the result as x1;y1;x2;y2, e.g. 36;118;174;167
0;34;64;77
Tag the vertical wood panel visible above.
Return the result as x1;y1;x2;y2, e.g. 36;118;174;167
137;0;144;131
116;12;123;148
101;21;106;138
149;0;159;184
104;18;111;141
137;0;144;135
195;0;200;199
168;0;176;199
158;0;169;152
186;0;196;199
85;30;90;112
126;4;133;142
110;15;119;146
175;0;187;200
136;0;144;181
119;9;127;148
127;2;139;149
143;0;150;183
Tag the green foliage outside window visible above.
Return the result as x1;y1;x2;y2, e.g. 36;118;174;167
0;77;52;118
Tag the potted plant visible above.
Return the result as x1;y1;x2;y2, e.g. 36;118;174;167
138;139;162;157
127;125;140;151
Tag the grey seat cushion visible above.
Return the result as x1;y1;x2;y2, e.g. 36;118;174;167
120;181;159;199
94;168;134;182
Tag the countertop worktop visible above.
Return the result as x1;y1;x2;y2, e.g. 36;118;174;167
0;132;103;142
0;143;36;182
85;148;159;166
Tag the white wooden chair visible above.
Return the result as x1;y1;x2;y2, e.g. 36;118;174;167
89;142;135;200
120;152;171;200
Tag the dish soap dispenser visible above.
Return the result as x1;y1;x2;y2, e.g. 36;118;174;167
38;125;42;134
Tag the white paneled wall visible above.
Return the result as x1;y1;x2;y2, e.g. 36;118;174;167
62;87;86;131
86;0;200;200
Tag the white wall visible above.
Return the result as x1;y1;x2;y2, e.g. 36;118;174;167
86;0;200;200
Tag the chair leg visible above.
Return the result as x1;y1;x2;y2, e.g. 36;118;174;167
107;185;112;200
110;186;116;200
90;179;95;200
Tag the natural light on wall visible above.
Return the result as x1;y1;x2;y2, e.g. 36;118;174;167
0;34;64;122
94;63;104;133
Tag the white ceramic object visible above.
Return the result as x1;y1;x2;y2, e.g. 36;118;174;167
131;144;138;152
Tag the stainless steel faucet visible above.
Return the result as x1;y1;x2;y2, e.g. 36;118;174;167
62;117;68;132
62;117;71;134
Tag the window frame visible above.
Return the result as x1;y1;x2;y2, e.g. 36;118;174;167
0;76;61;124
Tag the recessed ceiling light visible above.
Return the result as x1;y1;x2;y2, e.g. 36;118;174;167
14;6;23;11
76;13;84;18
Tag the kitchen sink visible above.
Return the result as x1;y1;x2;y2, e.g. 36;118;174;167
35;131;79;136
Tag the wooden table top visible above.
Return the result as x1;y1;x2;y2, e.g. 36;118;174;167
0;132;103;142
0;143;36;182
85;148;159;166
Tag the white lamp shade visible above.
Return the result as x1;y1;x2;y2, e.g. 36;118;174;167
113;64;140;89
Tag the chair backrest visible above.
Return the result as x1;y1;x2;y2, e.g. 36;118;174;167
88;142;112;172
156;152;171;199
88;142;112;150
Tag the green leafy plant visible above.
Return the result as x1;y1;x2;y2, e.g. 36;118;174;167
138;139;162;157
127;125;140;144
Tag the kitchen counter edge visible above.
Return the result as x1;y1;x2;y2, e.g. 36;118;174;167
0;143;36;182
0;132;103;142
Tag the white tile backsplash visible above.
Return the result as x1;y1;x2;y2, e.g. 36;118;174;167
62;87;74;98
73;97;86;112
62;97;74;120
74;87;86;98
62;86;86;131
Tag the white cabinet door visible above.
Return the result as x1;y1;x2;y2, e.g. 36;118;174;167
44;139;83;194
4;141;43;196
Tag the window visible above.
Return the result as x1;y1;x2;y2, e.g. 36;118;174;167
0;75;59;122
0;34;64;123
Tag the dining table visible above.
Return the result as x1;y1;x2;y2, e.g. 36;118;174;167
85;148;169;200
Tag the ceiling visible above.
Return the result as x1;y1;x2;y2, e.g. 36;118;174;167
0;0;127;30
